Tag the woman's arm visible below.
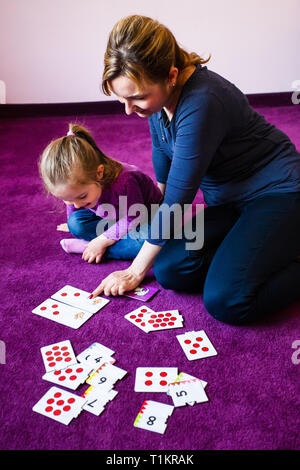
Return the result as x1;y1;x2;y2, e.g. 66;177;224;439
90;240;162;297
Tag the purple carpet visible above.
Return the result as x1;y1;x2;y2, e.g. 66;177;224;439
1;104;300;451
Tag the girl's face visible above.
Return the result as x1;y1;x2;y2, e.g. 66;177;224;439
53;165;104;209
110;74;174;117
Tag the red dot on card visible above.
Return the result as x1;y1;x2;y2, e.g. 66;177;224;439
68;398;75;404
56;357;62;362
47;356;54;361
135;319;142;323
153;323;159;328
53;311;59;315
49;362;55;367
52;346;59;350
40;307;47;311
196;337;203;342
170;317;177;321
61;346;68;351
74;293;80;296
47;398;54;404
54;392;61;398
193;343;200;348
57;400;64;406
141;322;146;327
148;320;154;324
190;349;197;354
202;347;209;352
184;339;191;344
76;368;83;373
58;376;66;381
156;319;162;323
163;317;169;322
65;368;72;373
54;370;61;376
63;352;70;356
138;313;144;317
160;372;167;377
61;293;67;296
161;323;167;327
45;406;52;412
52;304;58;308
150;314;157;319
141;309;147;313
54;351;61;356
168;322;174;326
165;312;172;317
70;375;77;381
130;315;136;319
158;314;164;318
53;409;61;416
145;372;153;377
160;380;167;386
63;406;71;412
145;380;152;386
45;351;52;356
65;357;72;363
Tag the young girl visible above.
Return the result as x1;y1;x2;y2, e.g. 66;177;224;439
39;123;163;263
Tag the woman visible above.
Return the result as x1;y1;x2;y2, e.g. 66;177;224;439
91;14;300;325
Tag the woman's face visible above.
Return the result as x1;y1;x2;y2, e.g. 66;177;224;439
110;75;171;117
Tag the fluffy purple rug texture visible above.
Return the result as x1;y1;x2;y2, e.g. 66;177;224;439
0;104;300;450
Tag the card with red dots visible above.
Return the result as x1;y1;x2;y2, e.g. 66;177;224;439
145;310;184;332
134;367;178;392
42;362;93;390
51;285;109;314
40;340;77;373
32;298;94;329
124;306;156;332
176;330;217;360
32;386;86;425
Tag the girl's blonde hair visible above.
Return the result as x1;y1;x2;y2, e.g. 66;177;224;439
102;14;211;95
39;123;123;193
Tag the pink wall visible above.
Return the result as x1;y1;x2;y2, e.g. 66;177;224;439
0;0;299;104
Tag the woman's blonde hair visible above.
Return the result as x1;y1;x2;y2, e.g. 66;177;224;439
39;123;122;193
102;15;211;95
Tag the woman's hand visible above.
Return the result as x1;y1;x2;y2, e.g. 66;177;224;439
57;223;69;232
91;266;144;297
82;235;115;264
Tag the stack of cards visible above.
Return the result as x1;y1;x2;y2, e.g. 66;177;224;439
133;368;209;434
33;341;127;424
32;285;109;329
125;306;184;333
176;330;217;360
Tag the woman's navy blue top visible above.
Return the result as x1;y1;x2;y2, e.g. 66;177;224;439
147;64;300;246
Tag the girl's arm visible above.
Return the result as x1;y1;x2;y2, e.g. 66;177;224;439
90;240;162;297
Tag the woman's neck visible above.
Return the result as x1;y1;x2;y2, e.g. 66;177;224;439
163;65;196;121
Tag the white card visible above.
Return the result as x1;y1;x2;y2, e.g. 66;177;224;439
176;330;217;360
32;298;94;329
86;362;127;391
124;306;156;332
145;310;184;332
43;362;93;390
168;379;209;407
134;367;178;392
32;386;86;425
82;385;118;416
40;340;77;373
76;342;115;371
134;400;174;434
51;285;109;313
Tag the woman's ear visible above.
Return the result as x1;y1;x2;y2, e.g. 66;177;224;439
96;164;105;181
168;66;179;87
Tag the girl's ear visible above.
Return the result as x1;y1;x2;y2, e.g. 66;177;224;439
96;164;105;181
168;66;179;87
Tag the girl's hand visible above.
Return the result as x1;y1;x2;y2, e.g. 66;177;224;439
82;235;115;264
91;267;144;297
57;223;69;232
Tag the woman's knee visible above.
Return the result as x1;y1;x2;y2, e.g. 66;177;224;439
67;212;87;238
